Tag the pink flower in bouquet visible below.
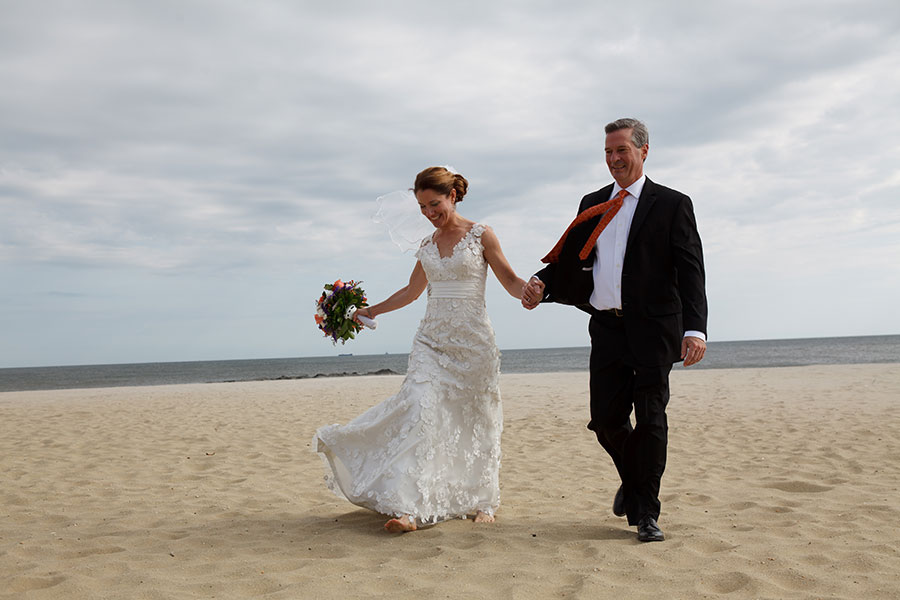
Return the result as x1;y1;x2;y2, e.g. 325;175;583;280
333;279;344;289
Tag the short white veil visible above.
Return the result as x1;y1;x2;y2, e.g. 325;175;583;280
373;167;458;252
373;190;431;252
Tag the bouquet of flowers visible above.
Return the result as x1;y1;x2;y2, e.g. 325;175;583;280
314;279;376;344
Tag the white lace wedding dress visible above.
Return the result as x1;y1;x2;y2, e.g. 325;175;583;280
314;223;502;524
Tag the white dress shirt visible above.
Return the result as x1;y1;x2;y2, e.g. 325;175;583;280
588;175;705;341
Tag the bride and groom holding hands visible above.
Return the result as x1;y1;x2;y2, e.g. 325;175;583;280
314;118;708;543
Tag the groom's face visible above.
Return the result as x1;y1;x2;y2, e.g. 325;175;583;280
605;128;648;188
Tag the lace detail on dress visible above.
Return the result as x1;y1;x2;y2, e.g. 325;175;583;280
314;222;502;523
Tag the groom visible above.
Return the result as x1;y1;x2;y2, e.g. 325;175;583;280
522;118;708;542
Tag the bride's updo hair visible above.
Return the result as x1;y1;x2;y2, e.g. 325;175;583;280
414;166;468;203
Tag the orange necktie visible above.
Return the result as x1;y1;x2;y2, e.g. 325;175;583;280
541;189;628;263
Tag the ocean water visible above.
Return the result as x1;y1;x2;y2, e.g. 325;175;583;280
1;335;897;393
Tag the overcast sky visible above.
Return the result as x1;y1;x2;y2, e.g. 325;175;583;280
2;0;899;368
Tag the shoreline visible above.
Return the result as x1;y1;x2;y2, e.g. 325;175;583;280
3;334;900;393
3;360;900;394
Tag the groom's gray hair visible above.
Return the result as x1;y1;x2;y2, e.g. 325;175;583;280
605;118;649;148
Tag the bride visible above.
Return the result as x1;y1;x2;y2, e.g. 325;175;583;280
314;166;528;532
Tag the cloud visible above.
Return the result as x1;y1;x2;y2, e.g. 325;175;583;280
1;0;899;366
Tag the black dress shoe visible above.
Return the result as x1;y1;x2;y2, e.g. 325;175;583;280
613;485;625;517
637;516;665;542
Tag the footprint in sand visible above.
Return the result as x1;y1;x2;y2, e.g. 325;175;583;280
6;575;67;594
727;501;758;511
696;539;739;554
395;545;444;560
62;545;127;559
699;571;754;594
763;481;833;493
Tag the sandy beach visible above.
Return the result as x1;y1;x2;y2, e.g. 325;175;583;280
1;364;899;599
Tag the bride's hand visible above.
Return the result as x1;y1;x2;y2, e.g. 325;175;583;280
522;277;544;309
354;307;374;323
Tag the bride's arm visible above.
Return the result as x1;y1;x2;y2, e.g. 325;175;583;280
355;261;428;319
482;226;527;300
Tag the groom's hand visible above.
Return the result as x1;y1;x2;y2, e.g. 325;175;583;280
522;277;545;310
681;336;707;366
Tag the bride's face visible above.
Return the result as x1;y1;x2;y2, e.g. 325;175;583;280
416;188;457;228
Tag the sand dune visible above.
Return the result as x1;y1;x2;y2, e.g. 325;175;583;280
2;364;898;599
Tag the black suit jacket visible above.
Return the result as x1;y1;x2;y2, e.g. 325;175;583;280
536;178;708;367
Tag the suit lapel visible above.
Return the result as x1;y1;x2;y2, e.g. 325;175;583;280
627;177;656;250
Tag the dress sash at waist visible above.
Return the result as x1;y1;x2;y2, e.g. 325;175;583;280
428;280;482;299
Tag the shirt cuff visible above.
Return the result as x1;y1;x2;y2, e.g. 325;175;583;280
684;330;706;341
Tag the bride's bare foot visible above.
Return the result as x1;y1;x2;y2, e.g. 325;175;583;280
474;511;495;523
384;515;417;533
